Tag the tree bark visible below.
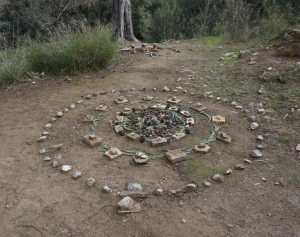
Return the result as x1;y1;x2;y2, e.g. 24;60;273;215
113;0;138;42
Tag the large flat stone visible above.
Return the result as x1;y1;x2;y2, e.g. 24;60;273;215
83;135;102;148
194;144;210;153
212;116;225;124
172;133;186;140
216;132;232;143
114;98;129;104
83;115;95;122
104;147;123;159
127;133;141;141
166;150;187;163
151;138;168;147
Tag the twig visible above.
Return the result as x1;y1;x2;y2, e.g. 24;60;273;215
22;225;44;237
254;160;273;168
80;204;118;223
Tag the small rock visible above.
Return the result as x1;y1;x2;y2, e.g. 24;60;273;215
231;101;237;106
73;171;81;179
51;118;56;122
223;98;228;103
131;88;136;91
241;109;249;113
227;224;233;229
42;132;49;136
257;135;264;141
296;144;300;152
163;86;170;92
70;104;75;109
249;61;257;65
45;124;52;129
56;112;63;117
118;196;133;210
103;185;112;192
252;150;262;158
186;184;197;192
236;164;246;170
140;87;146;91
225;169;232;175
257;108;265;114
44;157;51;161
248;116;256;122
127;183;142;191
250;122;259;130
261;177;267;182
61;165;72;172
258;88;266;94
213;174;224;183
235;105;243;109
244;159;252;164
203;181;211;187
216;97;221;101
100;91;107;95
181;218;187;223
77;100;83;104
37;136;47;143
153;88;157;91
118;96;124;101
256;144;264;149
153;189;163;196
86;95;92;99
209;95;213;99
121;88;127;92
87;178;95;187
52;161;58;168
64;108;68;113
40;149;46;154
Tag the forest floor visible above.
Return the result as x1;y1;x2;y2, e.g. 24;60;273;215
0;38;300;237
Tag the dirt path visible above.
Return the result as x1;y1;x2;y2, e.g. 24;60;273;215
0;39;300;237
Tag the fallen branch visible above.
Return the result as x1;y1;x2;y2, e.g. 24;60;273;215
81;204;118;223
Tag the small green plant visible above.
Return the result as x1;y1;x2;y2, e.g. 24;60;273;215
278;136;290;143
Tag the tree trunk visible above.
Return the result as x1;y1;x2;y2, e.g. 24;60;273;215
113;0;138;42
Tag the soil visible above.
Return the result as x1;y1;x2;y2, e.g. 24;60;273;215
0;39;300;237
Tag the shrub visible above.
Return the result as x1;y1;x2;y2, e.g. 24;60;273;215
26;25;116;75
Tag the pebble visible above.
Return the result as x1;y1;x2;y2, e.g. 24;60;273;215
216;97;221;101
53;161;59;168
261;177;267;182
248;116;256;122
73;171;81;179
37;136;47;142
258;88;266;94
118;196;133;210
127;183;142;191
236;164;246;170
209;95;213;99
61;165;72;172
244;159;252;164
56;112;63;117
40;149;46;154
51;118;56;122
44;157;51;161
256;144;264;149
296;144;300;152
223;98;228;103
42;132;49;136
77;100;83;104
153;189;163;196
235;105;243;109
103;185;112;192
163;86;170;92
231;101;237;106
100;91;107;95
70;104;75;109
87;178;95;187
250;122;259;130
257;135;264;141
252;150;262;158
86;95;92;99
153;88;157;91
121;89;127;92
187;184;197;192
249;61;257;65
224;169;232;175
181;218;187;223
45;124;52;129
64;108;68;112
257;108;265;114
131;88;136;91
203;181;211;187
213;174;224;183
241;109;249;113
111;90;116;93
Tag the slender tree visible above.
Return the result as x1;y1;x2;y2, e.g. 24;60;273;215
112;0;138;41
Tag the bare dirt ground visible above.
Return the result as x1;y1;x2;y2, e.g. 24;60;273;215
0;39;300;237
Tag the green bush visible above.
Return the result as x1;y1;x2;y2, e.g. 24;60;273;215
0;50;26;87
26;25;116;75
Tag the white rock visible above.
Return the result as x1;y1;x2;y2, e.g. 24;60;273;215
37;136;47;143
53;161;59;168
44;157;51;161
87;178;95;187
244;159;252;164
70;104;75;109
42;132;49;136
77;100;83;104
51;118;56;122
249;116;256;122
45;124;52;129
86;95;92;99
213;174;224;183
216;97;221;101
225;169;232;175
153;189;163;196
223;98;228;103
40;149;46;154
249;61;257;65
103;185;112;192
187;184;197;192
64;108;68;112
56;112;63;117
235;105;243;109
181;218;187;223
231;101;237;106
118;196;133;210
257;135;264;141
209;95;213;99
62;165;72;172
163;86;170;92
73;171;81;179
203;181;211;187
252;150;262;158
257;108;265;114
127;183;142;191
250;122;259;130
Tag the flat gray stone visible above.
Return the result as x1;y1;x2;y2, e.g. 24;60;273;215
45;124;52;129
118;196;134;210
151;137;167;147
166;150;187;163
252;150;262;158
87;178;95;187
213;174;224;183
127;183;142;191
73;171;81;179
